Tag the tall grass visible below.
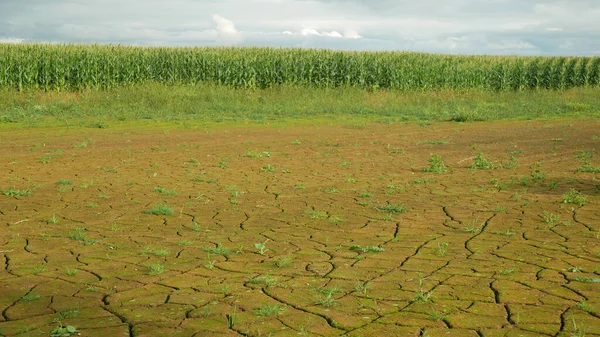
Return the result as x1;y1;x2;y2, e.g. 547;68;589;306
0;44;598;92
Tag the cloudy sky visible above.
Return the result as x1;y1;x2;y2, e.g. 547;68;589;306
1;0;599;55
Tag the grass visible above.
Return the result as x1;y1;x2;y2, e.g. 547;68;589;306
376;203;407;214
248;275;278;287
145;204;174;215
255;305;285;317
350;245;385;253
317;286;341;307
203;243;231;257
354;281;370;296
152;186;178;196
20;292;40;302
141;247;169;257
2;188;31;196
274;257;293;268
428;310;448;321
44;214;59;224
147;263;165;276
67;228;97;245
305;210;328;219
3;81;600;127
436;242;449;256
65;268;78;276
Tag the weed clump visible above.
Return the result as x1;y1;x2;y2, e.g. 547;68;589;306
423;153;448;173
145;204;174;215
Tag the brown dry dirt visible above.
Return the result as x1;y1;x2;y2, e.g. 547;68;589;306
1;119;599;337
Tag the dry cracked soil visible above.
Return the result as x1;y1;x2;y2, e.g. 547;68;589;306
1;119;599;337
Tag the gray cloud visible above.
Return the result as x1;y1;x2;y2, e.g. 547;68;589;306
0;0;598;55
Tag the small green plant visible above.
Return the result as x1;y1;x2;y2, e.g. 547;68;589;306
31;265;46;274
470;152;495;170
376;203;407;214
86;202;99;209
291;139;301;145
567;266;583;273
354;281;370;296
147;263;165;276
542;211;560;226
67;228;97;245
428;310;448;321
503;156;518;169
359;191;373;198
152;186;178;196
350;245;385;253
422;153;448;173
55;180;73;186
204;253;216;269
203;243;231;257
499;268;515;275
177;240;193;246
141;247;169;257
324;187;340;194
227;305;237;328
529;163;546;181
218;158;229;169
145;204;174;215
492;205;506;212
328;216;344;223
50;324;79;337
436;242;449;256
490;178;511;191
190;221;202;232
318;286;340;307
294;183;307;190
2;188;32;196
464;218;484;233
261;164;276;172
44;214;59;224
255;305;285;317
57;309;80;319
305;210;328;219
65;268;78;276
275;257;293;268
248;275;278;287
577;301;594;313
414;290;433;303
79;179;93;188
73;140;88;149
20;292;40;302
39;155;53;164
575;276;600;283
243;150;263;158
562;189;587;206
254;239;269;255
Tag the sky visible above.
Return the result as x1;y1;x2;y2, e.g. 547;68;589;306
1;0;599;56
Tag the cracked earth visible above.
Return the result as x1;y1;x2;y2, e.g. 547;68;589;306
1;120;599;337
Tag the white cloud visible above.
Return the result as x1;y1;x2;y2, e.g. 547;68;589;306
0;0;598;55
0;37;23;44
211;14;242;45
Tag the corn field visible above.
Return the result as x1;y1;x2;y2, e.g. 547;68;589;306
1;43;599;92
